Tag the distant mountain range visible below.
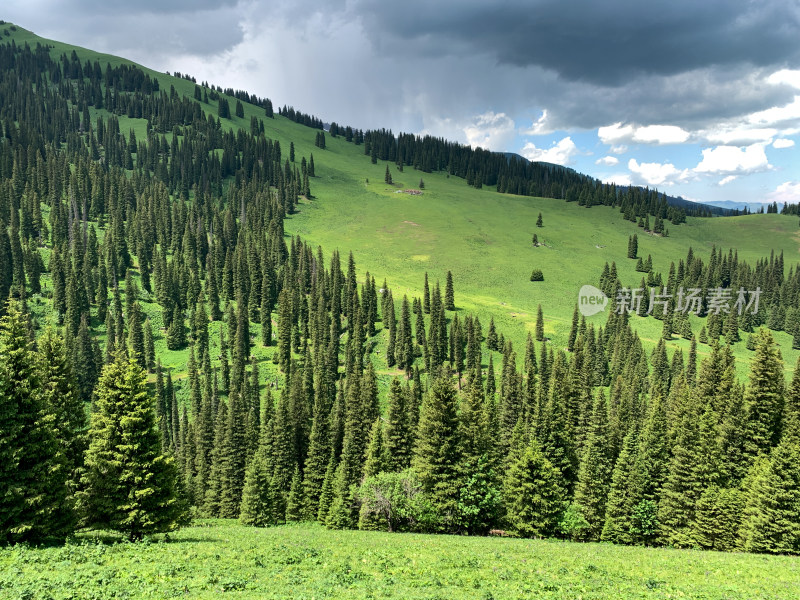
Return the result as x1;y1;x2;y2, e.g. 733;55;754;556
704;200;786;212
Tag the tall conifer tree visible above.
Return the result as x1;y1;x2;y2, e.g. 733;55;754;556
0;302;71;543
81;354;188;540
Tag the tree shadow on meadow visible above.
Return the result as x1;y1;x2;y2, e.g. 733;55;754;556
66;529;219;546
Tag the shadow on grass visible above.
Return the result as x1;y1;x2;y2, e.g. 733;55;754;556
68;530;217;545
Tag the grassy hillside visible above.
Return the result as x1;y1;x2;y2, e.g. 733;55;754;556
290;178;800;377
5;22;799;382
2;520;799;599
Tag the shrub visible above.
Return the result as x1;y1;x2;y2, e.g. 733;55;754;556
357;469;437;533
559;503;591;541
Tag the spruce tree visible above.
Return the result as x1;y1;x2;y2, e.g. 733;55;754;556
362;418;385;479
317;454;337;523
743;329;785;458
503;438;564;538
739;428;800;554
658;390;704;547
627;234;638;259
627;390;669;511
445;271;455;311
690;485;744;551
302;391;331;520
0;302;71;544
81;354;188;540
166;306;186;350
285;465;304;521
73;314;99;401
724;310;740;343
539;351;578;493
128;301;146;369
143;317;156;372
38;327;86;516
412;375;462;532
601;426;638;544
535;304;544;342
457;373;500;535
567;305;579;351
423;273;430;314
326;379;364;529
686;336;698;384
260;285;273;346
785;356;800;428
718;377;748;485
487;316;498;349
271;388;295;519
239;451;276;527
574;390;612;540
219;391;247;518
384;378;411;471
218;97;230;119
204;399;229;517
486;354;496;400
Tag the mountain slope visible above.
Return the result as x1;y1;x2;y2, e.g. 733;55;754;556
2;22;800;378
3;21;800;562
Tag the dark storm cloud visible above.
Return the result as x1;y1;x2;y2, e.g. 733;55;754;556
355;0;800;85
4;0;800;145
5;0;244;57
62;0;239;15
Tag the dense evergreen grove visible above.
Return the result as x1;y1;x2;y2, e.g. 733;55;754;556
602;245;798;345
0;35;799;555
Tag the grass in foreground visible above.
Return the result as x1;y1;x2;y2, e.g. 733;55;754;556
1;520;798;599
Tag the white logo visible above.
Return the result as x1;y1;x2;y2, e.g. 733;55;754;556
578;285;608;316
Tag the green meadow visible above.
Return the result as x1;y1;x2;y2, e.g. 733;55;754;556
2;520;799;599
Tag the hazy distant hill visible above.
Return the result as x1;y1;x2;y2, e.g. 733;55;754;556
705;200;781;212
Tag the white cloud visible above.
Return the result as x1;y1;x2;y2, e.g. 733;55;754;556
694;143;770;175
767;69;800;89
773;138;795;149
604;173;632;186
463;111;516;151
598;122;690;146
745;95;800;127
521;110;552;135
628;158;690;186
633;125;690;144
595;78;800;150
520;136;579;165
595;155;619;166
702;127;778;145
598;123;634;145
610;144;628;154
766;181;800;204
719;175;737;186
